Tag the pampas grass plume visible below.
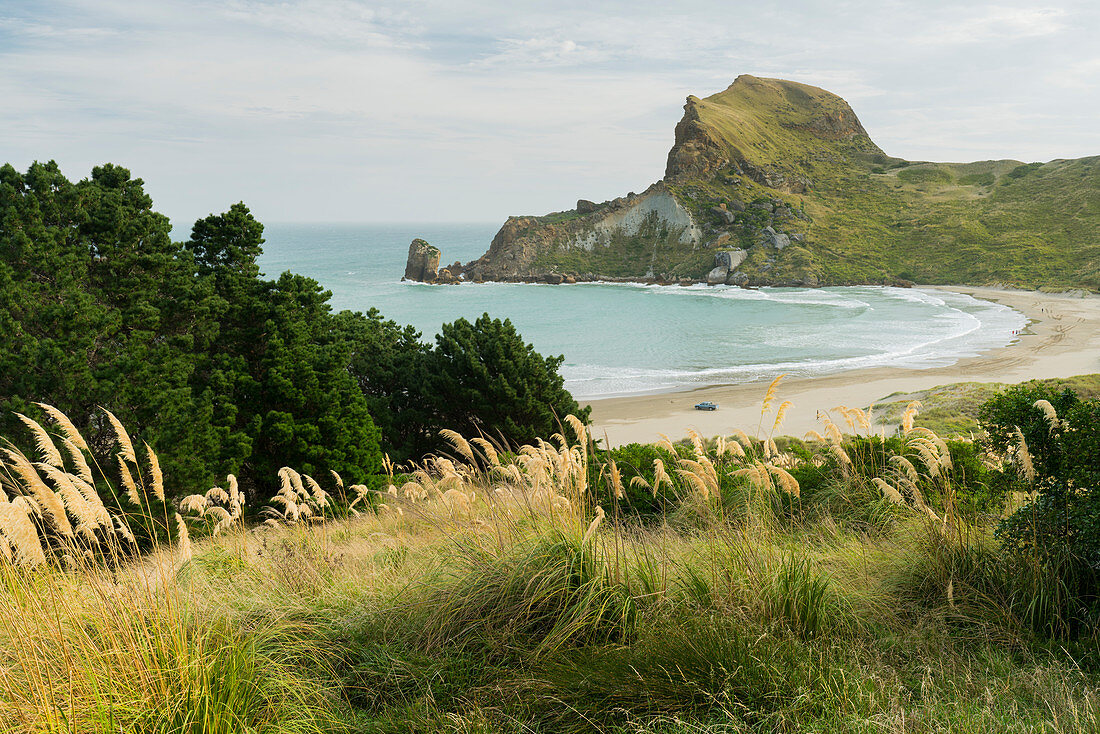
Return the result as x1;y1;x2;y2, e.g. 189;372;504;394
761;373;787;413
440;428;475;464
0;502;47;566
1015;427;1036;483
1033;399;1060;431
35;402;89;452
175;512;192;562
15;413;64;468
61;437;94;485
144;442;165;502
103;408;136;464
117;455;141;505
581;505;604;546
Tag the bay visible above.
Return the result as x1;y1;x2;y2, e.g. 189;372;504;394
256;223;1027;399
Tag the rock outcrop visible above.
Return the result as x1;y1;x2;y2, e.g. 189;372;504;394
432;74;1100;290
403;239;441;282
664;96;731;182
760;227;790;250
462;182;703;282
706;249;748;284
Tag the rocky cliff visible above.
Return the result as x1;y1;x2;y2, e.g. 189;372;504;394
462;183;705;282
444;75;1100;290
403;238;440;282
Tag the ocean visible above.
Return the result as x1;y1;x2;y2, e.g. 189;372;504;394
256;222;1027;399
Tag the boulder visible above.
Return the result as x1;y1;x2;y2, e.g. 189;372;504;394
727;199;746;212
726;270;750;285
577;199;599;214
760;227;791;250
709;206;737;225
542;273;564;285
403;238;441;282
706;266;729;284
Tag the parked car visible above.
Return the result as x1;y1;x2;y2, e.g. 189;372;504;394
694;401;718;411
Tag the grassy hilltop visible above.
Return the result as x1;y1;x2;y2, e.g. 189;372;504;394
467;75;1100;289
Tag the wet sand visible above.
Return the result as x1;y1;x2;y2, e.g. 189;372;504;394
587;287;1100;445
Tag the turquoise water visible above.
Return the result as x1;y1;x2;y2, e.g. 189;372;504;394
256;223;1027;399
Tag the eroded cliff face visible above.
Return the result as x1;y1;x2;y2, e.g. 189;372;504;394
456;75;890;284
462;183;704;281
565;185;702;251
664;97;731;182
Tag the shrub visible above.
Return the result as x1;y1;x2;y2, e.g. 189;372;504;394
979;383;1079;485
590;442;684;519
981;386;1100;566
1006;162;1043;180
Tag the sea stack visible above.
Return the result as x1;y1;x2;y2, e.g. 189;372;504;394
403;238;441;282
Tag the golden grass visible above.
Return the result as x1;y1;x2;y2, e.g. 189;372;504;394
0;388;1092;731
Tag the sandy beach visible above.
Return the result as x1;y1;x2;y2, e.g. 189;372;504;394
587;287;1100;446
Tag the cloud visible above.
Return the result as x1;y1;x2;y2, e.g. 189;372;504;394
0;17;116;39
471;37;606;68
218;0;422;46
1;0;1098;223
915;5;1067;45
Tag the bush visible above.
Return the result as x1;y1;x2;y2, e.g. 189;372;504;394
979;384;1100;629
979;383;1080;486
998;491;1100;577
1006;162;1043;180
590;442;683;519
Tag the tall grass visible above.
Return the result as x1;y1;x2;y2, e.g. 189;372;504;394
0;398;1098;732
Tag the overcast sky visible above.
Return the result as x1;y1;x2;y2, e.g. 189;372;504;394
3;1;1098;227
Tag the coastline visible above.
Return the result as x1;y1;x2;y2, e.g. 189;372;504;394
586;286;1100;446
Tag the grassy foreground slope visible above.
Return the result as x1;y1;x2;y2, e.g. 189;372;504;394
2;392;1098;732
484;75;1100;289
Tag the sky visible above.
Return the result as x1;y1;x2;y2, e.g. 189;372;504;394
3;1;1099;227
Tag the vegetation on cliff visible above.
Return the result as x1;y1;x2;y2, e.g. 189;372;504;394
468;75;1100;290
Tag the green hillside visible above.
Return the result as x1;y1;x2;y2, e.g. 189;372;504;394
471;75;1100;290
